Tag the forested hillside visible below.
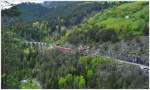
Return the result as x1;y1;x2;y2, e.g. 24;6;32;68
66;2;149;44
65;1;149;65
2;1;121;41
3;2;121;27
1;1;149;89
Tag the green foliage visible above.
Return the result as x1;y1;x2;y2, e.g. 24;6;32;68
3;1;117;25
94;2;148;38
1;29;23;88
20;79;40;89
1;25;44;88
2;6;21;16
58;77;67;88
2;1;149;89
24;48;30;55
66;1;148;45
87;69;93;78
5;73;20;88
67;28;118;45
12;21;50;42
78;75;86;88
76;56;148;88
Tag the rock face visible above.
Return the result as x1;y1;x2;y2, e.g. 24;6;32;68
81;36;149;66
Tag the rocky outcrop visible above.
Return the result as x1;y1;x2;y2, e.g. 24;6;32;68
77;36;149;66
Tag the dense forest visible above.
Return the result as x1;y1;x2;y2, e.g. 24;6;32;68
1;1;149;89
